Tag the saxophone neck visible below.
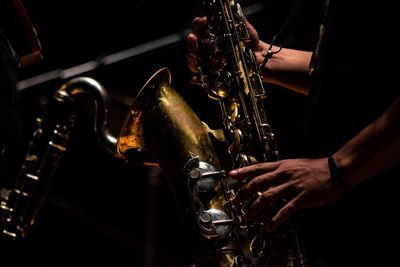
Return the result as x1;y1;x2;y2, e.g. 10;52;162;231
53;77;117;155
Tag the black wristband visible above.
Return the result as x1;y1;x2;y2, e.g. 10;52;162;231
328;156;350;193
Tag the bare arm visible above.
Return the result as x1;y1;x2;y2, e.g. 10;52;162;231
333;95;400;188
244;22;313;95
254;41;313;95
230;95;400;231
187;17;313;95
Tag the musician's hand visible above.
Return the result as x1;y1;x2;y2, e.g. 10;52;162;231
244;20;273;66
229;158;347;231
186;17;270;83
186;16;207;84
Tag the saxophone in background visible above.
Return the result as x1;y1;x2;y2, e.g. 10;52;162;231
0;77;116;241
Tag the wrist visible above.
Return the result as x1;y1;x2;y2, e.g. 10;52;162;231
328;155;350;193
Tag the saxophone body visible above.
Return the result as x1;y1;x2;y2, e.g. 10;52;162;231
195;1;308;266
117;68;252;266
0;77;116;240
117;69;306;267
117;0;307;266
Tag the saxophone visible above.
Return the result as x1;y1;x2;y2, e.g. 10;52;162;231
116;0;307;266
116;67;306;267
194;0;308;265
0;77;116;240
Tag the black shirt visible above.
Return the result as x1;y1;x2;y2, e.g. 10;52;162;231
301;0;400;266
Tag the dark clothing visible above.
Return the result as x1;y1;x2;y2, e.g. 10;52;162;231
307;0;398;156
301;0;400;266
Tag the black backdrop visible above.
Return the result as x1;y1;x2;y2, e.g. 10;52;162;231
3;0;321;266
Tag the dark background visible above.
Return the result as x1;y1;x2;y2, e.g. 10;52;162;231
4;0;320;266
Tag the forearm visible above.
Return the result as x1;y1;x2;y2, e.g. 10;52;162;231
333;95;400;188
255;41;313;95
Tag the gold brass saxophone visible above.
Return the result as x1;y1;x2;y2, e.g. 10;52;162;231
116;68;306;267
0;77;116;240
195;0;308;266
117;67;248;266
116;0;307;266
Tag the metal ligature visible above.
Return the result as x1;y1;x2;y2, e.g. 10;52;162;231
0;77;116;240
